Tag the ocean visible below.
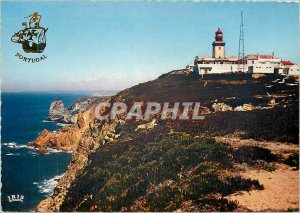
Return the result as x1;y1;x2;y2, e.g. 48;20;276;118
1;92;114;211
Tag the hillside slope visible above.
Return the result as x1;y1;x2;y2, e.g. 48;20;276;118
34;71;299;211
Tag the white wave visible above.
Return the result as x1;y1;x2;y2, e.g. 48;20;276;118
3;142;72;156
2;142;17;147
34;173;65;195
42;120;55;123
6;153;21;156
46;148;72;155
56;123;72;127
2;142;36;150
28;150;38;156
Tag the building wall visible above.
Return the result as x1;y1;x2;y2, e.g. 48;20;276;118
248;64;275;74
213;45;225;59
246;58;283;74
197;64;238;74
288;65;300;76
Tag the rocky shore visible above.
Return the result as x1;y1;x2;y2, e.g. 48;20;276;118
28;96;107;153
30;95;123;211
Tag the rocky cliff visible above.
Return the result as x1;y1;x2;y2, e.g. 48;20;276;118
35;105;110;211
31;71;299;211
46;97;106;124
29;96;108;152
46;99;70;123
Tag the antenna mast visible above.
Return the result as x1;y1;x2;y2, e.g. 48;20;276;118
238;11;245;72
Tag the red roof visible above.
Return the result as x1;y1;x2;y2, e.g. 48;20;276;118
242;54;277;60
258;55;276;59
282;60;295;66
216;28;222;33
201;55;210;59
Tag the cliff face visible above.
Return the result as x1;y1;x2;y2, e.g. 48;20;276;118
32;72;299;211
35;105;121;211
28;111;88;152
29;96;110;153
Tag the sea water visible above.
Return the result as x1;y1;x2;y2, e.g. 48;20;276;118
0;92;111;211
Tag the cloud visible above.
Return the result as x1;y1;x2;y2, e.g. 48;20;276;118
58;73;154;91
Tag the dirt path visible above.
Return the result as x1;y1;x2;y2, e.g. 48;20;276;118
216;136;299;211
226;163;298;211
215;136;299;157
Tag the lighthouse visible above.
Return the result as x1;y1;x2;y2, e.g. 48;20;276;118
212;28;226;59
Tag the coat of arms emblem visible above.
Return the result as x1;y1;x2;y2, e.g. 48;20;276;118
11;12;48;53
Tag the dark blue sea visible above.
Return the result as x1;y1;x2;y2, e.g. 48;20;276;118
1;91;116;211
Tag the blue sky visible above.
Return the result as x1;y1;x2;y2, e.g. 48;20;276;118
2;1;299;92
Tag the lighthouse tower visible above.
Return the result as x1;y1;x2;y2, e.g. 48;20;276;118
212;28;226;59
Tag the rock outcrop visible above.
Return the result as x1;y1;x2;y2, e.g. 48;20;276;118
69;96;104;114
201;106;211;114
212;103;233;112
46;97;106;124
234;103;256;111
28;111;91;152
46;99;70;122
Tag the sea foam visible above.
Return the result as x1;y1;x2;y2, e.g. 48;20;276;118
2;142;29;149
33;173;65;195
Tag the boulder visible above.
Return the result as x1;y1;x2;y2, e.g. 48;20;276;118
234;106;245;111
234;104;255;111
201;107;211;115
212;103;233;112
242;103;255;111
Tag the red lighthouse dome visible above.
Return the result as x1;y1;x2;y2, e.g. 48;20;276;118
215;28;223;41
216;28;223;34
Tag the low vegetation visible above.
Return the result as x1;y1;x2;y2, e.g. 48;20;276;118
58;73;298;211
61;125;263;211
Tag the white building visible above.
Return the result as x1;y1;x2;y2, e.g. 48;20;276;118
280;61;299;76
238;54;282;74
190;28;299;76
